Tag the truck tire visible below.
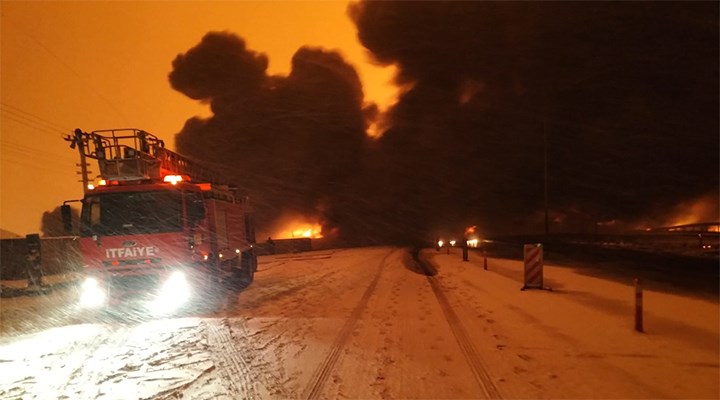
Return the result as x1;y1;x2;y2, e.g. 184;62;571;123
239;250;256;287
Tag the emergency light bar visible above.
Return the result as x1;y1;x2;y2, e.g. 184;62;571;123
163;175;185;185
87;179;108;191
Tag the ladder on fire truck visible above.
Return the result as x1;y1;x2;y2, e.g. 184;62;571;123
65;128;227;190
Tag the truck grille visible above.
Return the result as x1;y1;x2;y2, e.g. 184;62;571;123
102;258;161;267
108;274;160;291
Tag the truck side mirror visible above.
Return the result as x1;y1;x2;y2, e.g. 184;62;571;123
61;204;73;234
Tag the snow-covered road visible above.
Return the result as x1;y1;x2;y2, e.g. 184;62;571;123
1;246;718;399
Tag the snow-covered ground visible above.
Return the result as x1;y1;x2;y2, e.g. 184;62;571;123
1;246;718;399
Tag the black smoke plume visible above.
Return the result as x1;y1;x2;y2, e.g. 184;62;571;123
350;1;719;236
170;2;718;245
169;32;369;242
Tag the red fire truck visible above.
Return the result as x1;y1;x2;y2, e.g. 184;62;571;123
62;128;256;314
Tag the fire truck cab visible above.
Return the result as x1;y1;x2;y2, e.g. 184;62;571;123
63;128;256;314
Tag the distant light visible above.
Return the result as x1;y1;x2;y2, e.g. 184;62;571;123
449;240;456;247
87;184;95;190
437;240;444;248
467;239;479;248
235;249;240;254
98;179;107;186
219;253;223;258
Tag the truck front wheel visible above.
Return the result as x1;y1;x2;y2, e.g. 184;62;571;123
238;250;256;287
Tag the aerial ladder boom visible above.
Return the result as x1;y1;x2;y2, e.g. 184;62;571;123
65;128;226;187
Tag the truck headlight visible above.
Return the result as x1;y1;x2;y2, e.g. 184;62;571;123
79;277;106;308
149;271;191;314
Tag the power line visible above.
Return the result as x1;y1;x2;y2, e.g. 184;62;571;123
1;109;69;139
0;153;75;175
0;112;80;177
0;102;72;133
0;149;77;174
2;16;130;124
0;139;73;160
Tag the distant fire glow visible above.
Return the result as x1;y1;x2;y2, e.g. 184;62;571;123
465;225;481;247
271;215;324;239
292;226;322;238
665;194;719;227
633;193;720;232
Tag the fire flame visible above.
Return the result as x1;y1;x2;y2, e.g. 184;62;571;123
271;216;324;239
465;225;477;235
290;224;323;239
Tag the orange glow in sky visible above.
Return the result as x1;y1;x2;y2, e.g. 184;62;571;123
0;2;398;236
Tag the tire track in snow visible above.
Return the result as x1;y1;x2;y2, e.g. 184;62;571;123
302;248;398;400
227;319;293;398
415;250;503;399
240;269;342;310
211;266;344;317
206;318;257;399
257;252;338;273
59;324;135;399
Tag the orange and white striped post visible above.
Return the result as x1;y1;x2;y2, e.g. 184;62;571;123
635;278;643;332
521;243;546;290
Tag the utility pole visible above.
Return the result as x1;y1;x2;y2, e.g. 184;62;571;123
543;115;549;236
66;129;91;193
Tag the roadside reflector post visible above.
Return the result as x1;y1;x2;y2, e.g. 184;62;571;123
462;242;469;262
483;250;488;270
635;278;644;333
521;243;551;291
447;245;450;255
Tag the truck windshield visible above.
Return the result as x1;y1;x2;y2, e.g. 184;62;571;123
81;190;183;236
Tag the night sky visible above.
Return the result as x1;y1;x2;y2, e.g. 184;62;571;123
170;1;718;244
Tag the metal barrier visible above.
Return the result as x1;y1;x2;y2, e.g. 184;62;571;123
0;236;82;280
